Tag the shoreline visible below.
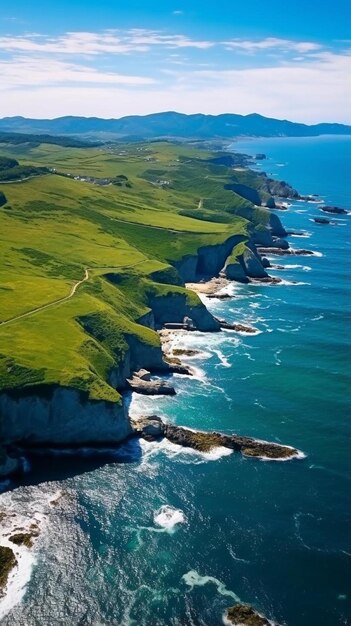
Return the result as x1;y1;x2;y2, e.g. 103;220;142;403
0;148;331;619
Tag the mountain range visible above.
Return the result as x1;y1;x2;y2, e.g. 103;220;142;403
0;112;350;140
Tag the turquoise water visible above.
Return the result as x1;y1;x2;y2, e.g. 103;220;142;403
1;136;350;626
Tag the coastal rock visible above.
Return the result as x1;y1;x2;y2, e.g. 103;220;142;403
249;276;283;285
261;257;271;268
164;358;193;376
206;293;232;300
0;545;17;593
226;604;276;626
9;530;39;549
256;247;315;256
171;348;201;357
269;213;288;237
271;237;289;250
127;372;176;396
132;415;165;439
224;261;248;283
320;206;348;215
217;319;258;334
162;424;300;460
313;217;331;224
242;248;268;279
255;153;266;160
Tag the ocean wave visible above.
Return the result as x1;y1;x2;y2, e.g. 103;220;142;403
182;570;241;601
140;437;233;465
213;349;231;368
283;264;312;271
153;505;186;532
0;487;60;620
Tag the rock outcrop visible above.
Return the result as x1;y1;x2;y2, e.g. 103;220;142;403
127;370;176;395
269;213;288;237
217;319;258;334
223;260;248;283
133;417;301;461
0;545;17;592
226;604;277;626
321;206;348;215
313;217;331;224
241;247;268;279
257;247;315;256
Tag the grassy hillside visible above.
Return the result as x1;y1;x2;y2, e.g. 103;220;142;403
0;140;270;402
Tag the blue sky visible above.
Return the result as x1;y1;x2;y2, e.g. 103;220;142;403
1;0;350;122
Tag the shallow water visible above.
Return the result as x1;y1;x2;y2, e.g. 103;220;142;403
1;135;350;626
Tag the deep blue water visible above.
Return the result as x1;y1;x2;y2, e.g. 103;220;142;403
0;136;350;626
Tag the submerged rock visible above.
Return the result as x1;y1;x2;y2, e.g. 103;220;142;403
226;604;276;626
257;247;315;256
171;348;201;357
321;206;348;215
249;276;283;285
217;319;258;334
313;217;331;224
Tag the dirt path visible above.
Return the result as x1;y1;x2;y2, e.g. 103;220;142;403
1;260;150;328
0;268;90;328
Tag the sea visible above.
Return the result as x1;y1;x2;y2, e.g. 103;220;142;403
0;135;350;626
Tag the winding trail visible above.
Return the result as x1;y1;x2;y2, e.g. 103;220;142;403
0;262;143;328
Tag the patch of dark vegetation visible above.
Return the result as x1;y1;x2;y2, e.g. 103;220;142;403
19;247;82;280
0;131;100;148
0;355;46;392
0;164;48;182
0;191;7;207
0;157;19;170
179;209;233;223
0;545;17;591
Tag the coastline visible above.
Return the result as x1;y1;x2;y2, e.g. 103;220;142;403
1;139;347;623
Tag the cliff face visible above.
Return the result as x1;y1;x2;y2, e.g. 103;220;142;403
269;213;288;237
241;247;268;278
0;387;131;445
148;294;220;331
175;234;245;282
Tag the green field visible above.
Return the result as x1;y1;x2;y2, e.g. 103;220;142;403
0;140;270;402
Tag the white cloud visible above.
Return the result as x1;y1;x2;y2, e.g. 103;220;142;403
1;49;349;124
0;56;156;87
126;29;213;49
225;37;322;54
0;29;213;55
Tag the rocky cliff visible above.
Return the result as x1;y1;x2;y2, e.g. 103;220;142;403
175;234;246;282
0;387;131;445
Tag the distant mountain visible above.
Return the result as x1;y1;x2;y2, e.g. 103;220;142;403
0;112;350;139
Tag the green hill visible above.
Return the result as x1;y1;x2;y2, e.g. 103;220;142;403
0;139;271;403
